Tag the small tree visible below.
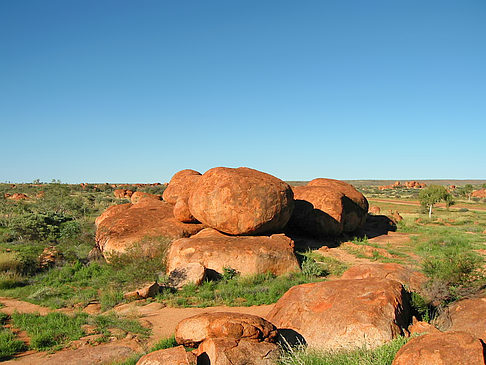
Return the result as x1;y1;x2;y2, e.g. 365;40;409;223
419;185;451;219
463;184;474;200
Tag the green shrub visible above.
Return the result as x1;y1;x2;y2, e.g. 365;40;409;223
301;257;327;278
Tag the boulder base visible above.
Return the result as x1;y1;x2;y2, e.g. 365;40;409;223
166;228;300;276
136;345;196;365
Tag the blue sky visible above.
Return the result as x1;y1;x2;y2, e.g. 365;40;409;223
1;0;485;183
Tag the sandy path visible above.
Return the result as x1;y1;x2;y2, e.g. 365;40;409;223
0;296;274;364
0;298;52;316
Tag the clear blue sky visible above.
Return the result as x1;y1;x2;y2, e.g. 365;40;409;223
1;1;485;183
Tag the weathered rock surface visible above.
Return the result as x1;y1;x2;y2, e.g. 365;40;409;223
123;282;160;300
340;263;426;292
288;186;345;236
196;338;279;365
137;345;196;365
163;169;201;205
188;167;294;235
166;228;300;276
173;197;196;223
130;191;162;204
175;312;278;347
168;263;206;289
437;297;486;341
95;199;203;258
392;331;485;365
114;189;133;199
267;278;411;350
369;206;381;214
307;178;369;231
408;317;440;335
163;169;202;223
472;189;486;198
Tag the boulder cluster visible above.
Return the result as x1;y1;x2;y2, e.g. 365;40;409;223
136;262;486;365
95;167;369;280
378;181;426;190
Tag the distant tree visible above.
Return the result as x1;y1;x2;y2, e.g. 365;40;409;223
445;194;455;210
419;185;452;218
463;184;474;200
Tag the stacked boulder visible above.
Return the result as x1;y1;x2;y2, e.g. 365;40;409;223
165;167;299;278
288;178;368;237
95;168;368;280
176;312;280;365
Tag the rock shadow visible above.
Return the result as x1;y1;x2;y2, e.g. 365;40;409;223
360;214;397;239
197;352;210;365
277;328;307;350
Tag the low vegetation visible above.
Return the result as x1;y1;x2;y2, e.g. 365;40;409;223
279;336;410;365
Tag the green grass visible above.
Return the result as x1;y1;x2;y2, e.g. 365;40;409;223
0;328;26;360
12;312;87;351
157;272;325;307
0;245;168;309
10;311;150;352
279;336;410;365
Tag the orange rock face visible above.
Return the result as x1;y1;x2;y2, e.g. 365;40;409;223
438;297;486;341
267;278;411;350
7;193;29;200
136;346;196;365
288;186;345;236
195;338;279;365
95;199;203;258
369;206;381;214
175;312;277;347
188;167;294;235
163;169;201;205
114;189;133;199
472;189;486;198
306;178;368;232
392;331;485;365
166;228;300;276
340;263;426;292
130;191;162;204
163;169;202;223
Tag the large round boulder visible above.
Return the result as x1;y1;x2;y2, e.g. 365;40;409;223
95;199;204;259
288;186;345;236
188;167;294;235
163;169;202;223
436;297;486;341
307;178;368;232
163;169;202;204
175;312;277;347
392;331;485;365
267;278;411;350
166;228;300;276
